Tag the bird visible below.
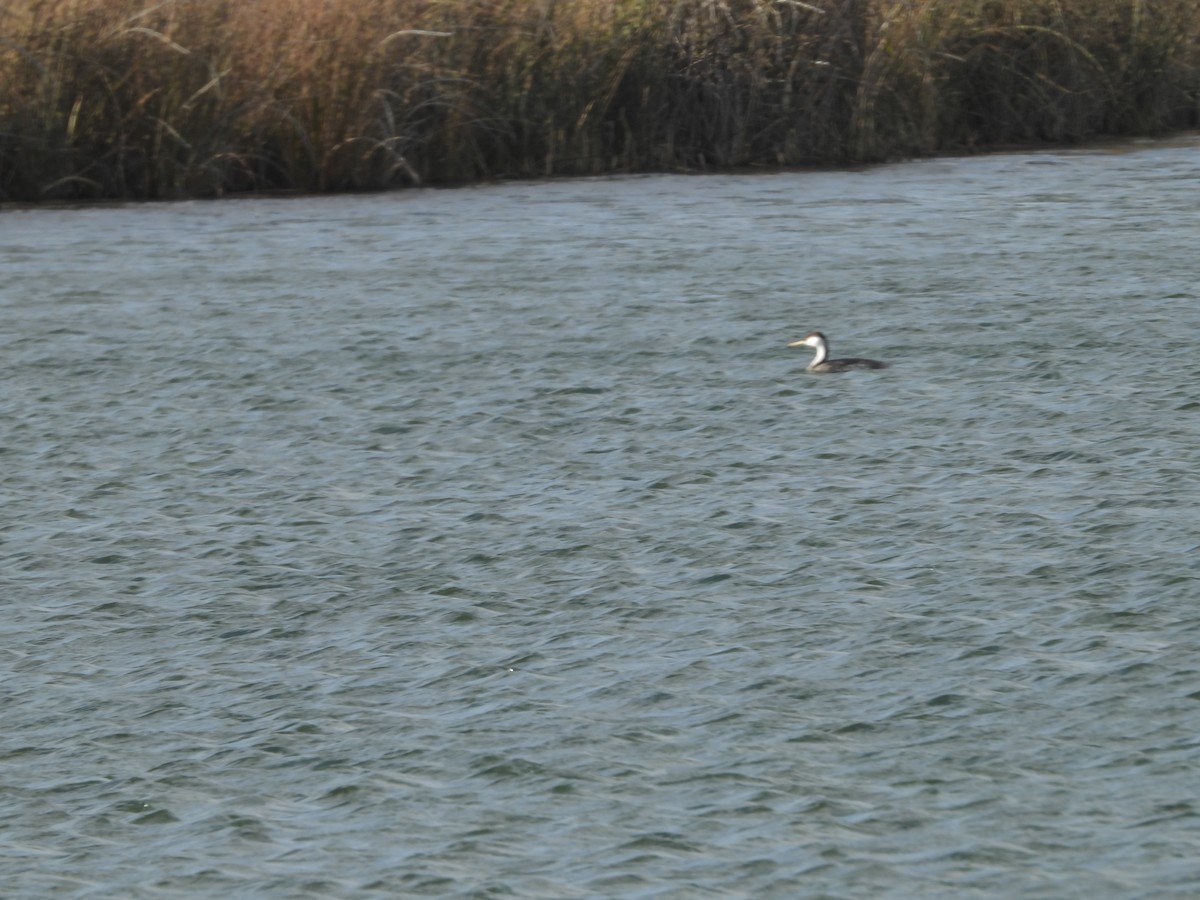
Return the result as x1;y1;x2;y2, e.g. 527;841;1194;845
789;330;887;373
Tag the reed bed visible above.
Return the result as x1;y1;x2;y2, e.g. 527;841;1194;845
2;0;1198;200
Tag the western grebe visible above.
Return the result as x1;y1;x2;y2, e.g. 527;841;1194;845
789;331;887;373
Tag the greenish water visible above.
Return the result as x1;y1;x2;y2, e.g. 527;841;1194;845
2;137;1199;898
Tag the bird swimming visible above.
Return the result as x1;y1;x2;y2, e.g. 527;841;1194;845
789;331;888;373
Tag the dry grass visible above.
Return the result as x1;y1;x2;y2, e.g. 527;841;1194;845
2;0;1197;200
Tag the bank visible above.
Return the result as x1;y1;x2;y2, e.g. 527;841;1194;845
2;0;1198;202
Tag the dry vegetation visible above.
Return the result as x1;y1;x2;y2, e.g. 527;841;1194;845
1;0;1198;200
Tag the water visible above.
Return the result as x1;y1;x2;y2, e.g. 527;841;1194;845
3;136;1200;898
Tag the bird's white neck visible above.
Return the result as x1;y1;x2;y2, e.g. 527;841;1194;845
806;336;829;369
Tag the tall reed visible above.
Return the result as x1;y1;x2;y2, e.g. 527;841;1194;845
2;0;1197;200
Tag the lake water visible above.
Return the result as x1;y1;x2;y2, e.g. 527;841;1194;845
3;136;1200;898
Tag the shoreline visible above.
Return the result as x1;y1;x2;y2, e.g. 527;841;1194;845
4;130;1198;212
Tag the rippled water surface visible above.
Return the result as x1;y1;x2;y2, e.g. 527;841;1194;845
4;137;1200;898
